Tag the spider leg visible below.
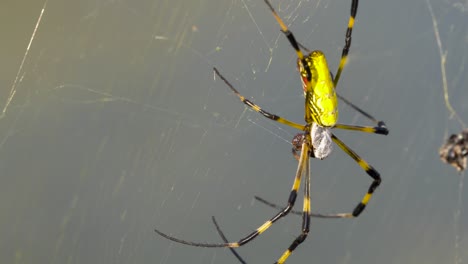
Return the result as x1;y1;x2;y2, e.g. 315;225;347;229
263;0;315;93
211;144;316;264
329;133;381;217
263;0;306;61
333;124;388;135
336;93;386;129
255;196;350;218
333;0;359;88
258;133;381;219
211;216;247;264
214;67;305;131
154;142;310;250
275;144;311;263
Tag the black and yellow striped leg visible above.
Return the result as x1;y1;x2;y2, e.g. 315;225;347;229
275;143;311;264
331;133;381;217
255;195;352;218
336;93;386;127
333;91;389;136
213;144;312;264
333;0;359;88
214;67;305;131
232;141;309;247
263;0;314;85
256;132;381;219
215;147;314;264
335;93;388;132
263;0;305;62
154;141;309;249
211;216;247;264
334;124;388;135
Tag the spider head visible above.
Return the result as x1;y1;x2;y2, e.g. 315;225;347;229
297;51;327;92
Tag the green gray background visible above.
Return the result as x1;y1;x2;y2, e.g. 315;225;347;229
1;0;468;263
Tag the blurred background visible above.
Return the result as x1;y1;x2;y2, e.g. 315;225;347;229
1;0;468;263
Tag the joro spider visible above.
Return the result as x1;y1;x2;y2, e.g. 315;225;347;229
155;0;389;263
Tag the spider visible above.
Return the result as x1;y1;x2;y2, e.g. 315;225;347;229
155;0;389;263
439;129;468;172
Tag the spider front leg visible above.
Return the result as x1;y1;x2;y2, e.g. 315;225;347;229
213;67;305;131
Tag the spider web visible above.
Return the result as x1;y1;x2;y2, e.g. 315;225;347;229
427;1;467;264
1;0;468;263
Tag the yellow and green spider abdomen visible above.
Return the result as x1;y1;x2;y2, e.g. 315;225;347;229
299;50;338;127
